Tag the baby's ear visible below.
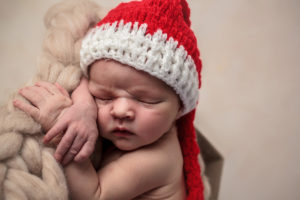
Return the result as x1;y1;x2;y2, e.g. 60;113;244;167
175;108;183;120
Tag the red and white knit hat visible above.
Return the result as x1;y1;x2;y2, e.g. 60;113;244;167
80;0;204;199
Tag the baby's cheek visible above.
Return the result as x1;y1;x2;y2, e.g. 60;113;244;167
97;105;107;117
140;111;173;133
97;108;111;130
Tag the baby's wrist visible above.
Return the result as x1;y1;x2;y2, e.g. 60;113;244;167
71;77;93;102
71;95;96;117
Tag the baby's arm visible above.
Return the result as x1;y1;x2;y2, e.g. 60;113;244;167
65;149;171;200
43;77;99;165
65;130;178;200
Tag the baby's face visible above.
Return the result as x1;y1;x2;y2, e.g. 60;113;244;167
88;60;181;151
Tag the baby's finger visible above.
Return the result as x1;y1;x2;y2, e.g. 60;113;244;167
35;81;61;95
44;119;67;143
13;99;39;120
55;82;70;97
61;135;86;166
30;85;52;99
74;140;95;162
18;87;43;107
54;128;77;163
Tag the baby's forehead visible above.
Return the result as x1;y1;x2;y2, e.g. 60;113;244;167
88;59;180;99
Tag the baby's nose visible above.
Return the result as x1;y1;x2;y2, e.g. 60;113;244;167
110;98;134;120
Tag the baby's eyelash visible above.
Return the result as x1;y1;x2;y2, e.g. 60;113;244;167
95;97;113;105
99;97;113;100
94;95;163;105
137;98;162;104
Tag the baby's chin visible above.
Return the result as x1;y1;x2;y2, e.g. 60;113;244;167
112;140;151;152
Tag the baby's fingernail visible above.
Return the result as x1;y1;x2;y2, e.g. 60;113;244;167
43;138;50;144
55;157;60;163
54;154;61;162
43;135;49;142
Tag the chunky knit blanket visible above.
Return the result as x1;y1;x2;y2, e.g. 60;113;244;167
0;1;102;199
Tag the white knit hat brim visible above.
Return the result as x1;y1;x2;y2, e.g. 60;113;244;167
80;20;199;116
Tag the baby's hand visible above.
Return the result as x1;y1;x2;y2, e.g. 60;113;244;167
43;78;99;166
44;101;99;166
13;81;72;133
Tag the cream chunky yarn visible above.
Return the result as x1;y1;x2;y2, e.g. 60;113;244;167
0;1;102;199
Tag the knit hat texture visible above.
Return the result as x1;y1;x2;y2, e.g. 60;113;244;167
80;0;204;199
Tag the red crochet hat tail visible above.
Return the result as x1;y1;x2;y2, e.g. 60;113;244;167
180;0;191;27
177;110;204;200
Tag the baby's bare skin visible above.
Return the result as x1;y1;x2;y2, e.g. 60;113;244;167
65;125;186;200
100;126;186;200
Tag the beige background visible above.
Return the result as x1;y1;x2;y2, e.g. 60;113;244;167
1;0;299;199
